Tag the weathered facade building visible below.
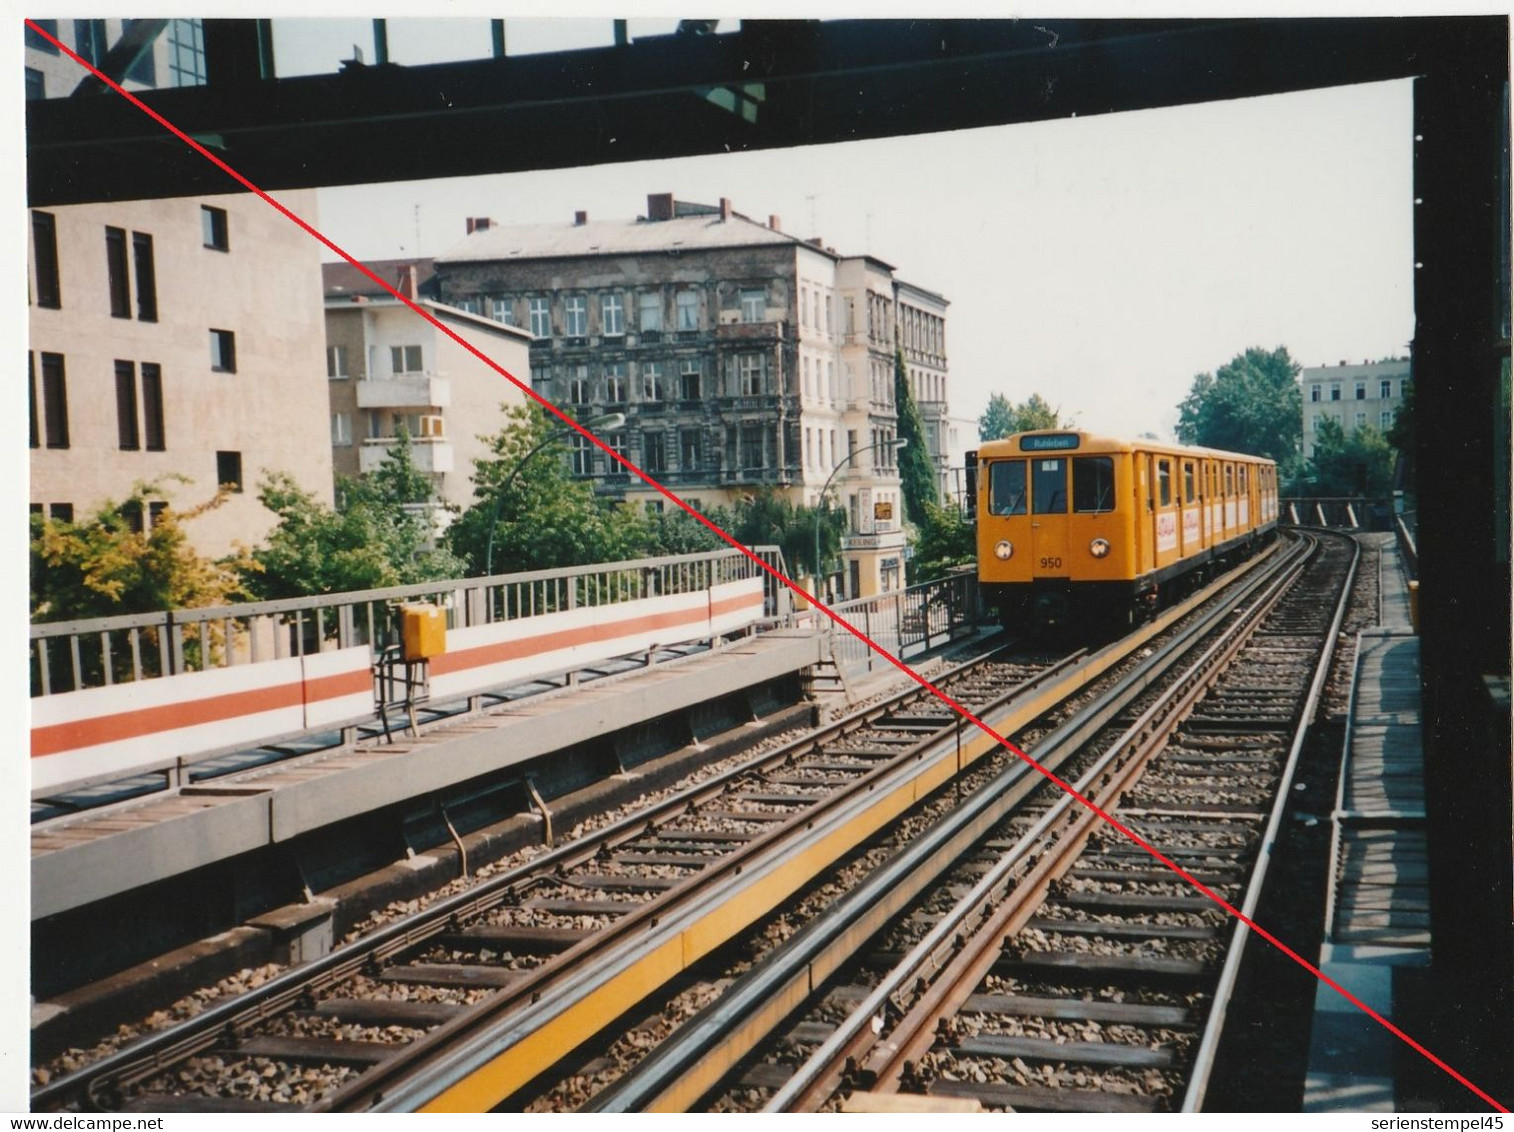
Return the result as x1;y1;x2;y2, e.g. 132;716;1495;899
1300;358;1412;459
432;194;950;596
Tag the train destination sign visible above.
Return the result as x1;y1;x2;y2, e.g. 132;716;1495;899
1020;433;1081;451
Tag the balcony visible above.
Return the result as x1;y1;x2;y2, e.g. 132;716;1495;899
355;374;450;409
360;436;454;474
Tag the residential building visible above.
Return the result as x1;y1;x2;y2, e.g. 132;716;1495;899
28;192;334;558
323;259;533;514
25;18;206;102
432;194;951;597
1300;358;1412;459
893;279;951;496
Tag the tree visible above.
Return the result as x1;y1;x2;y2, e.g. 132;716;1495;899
1175;346;1302;463
1385;378;1415;488
909;501;976;585
448;405;645;574
1309;419;1396;496
248;431;465;599
893;348;939;524
729;487;843;580
978;392;1068;441
30;480;249;621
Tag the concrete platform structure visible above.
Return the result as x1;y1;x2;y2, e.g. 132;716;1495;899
1305;535;1434;1111
32;629;822;923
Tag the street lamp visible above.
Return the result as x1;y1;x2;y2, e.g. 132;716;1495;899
812;437;908;598
483;412;625;577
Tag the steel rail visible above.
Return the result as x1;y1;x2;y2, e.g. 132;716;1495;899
32;635;1025;1111
851;537;1314;1103
582;536;1310;1112
1180;530;1359;1111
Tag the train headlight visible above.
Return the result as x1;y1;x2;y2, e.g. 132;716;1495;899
994;540;1014;561
1089;538;1111;558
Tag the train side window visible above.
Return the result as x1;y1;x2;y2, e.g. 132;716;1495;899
1032;458;1067;514
1183;461;1196;504
988;460;1027;515
1224;464;1234;496
1156;459;1172;507
1072;456;1115;513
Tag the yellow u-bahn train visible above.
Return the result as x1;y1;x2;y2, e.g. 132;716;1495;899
975;430;1279;630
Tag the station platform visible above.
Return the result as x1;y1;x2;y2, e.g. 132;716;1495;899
31;628;823;923
1304;533;1433;1111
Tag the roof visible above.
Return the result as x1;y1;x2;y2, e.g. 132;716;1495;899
977;429;1276;465
323;258;436;299
436;213;804;264
323;295;534;344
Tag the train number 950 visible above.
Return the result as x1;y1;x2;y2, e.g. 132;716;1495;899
1039;556;1063;569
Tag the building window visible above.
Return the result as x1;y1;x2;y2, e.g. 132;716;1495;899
676;289;699;331
825;294;833;335
1381;411;1393;431
201;205;229;251
332;413;352;446
1355;381;1366;400
679;359;701;401
1310;385;1321;403
528;296;550;337
569;434;593;476
149;501;168;530
1330;382;1341;401
167;19;206;86
75;19;107;65
740;289;765;323
601;293;625;337
604;362;628;404
740;423;766;469
132;232;158;321
802;356;811;398
492;297;514;325
1380;379;1393;399
568;365;590;405
457;297;481;315
216;450;243;492
32;212;61;309
608;430;628;466
106;227;131;317
1400;379;1411;398
643;431;666;473
641;361;665;403
327;345;348;378
142;363;165;451
1355;412;1366;428
126;38;155;85
40;352;69;449
680;428;702;470
210;329;237;373
390;344;422;374
638;292;662;332
738;354;764;396
28;355;39;449
25;19;59;53
25;67;45;100
115;361;140;450
564;294;587;337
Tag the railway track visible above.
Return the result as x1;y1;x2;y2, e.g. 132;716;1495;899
575;531;1356;1114
32;537;1303;1114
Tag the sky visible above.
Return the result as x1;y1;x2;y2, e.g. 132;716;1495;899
297;30;1417;446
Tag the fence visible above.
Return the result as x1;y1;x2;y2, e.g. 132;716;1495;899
821;568;984;683
30;546;786;698
1280;496;1397;531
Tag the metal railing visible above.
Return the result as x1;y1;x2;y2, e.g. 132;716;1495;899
1281;495;1396;530
30;546;786;698
821;567;983;683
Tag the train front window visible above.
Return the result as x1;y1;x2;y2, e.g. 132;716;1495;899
1032;458;1067;514
988;459;1027;515
1073;456;1115;513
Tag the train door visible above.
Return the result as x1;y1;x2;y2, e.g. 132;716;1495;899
1238;463;1251;530
1029;455;1070;575
1223;462;1237;537
1181;459;1200;555
1208;462;1221;544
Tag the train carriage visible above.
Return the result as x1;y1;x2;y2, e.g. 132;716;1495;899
975;430;1277;631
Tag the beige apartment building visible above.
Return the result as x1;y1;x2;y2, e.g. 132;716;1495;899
431;194;952;597
323;260;533;515
28;192;334;558
1300;358;1412;459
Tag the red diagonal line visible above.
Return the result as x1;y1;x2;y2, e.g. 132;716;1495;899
30;20;1504;1112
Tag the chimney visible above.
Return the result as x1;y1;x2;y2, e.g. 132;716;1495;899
719;197;732;221
574;210;588;226
768;215;782;231
465;217;492;235
808;237;825;248
647;193;675;222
